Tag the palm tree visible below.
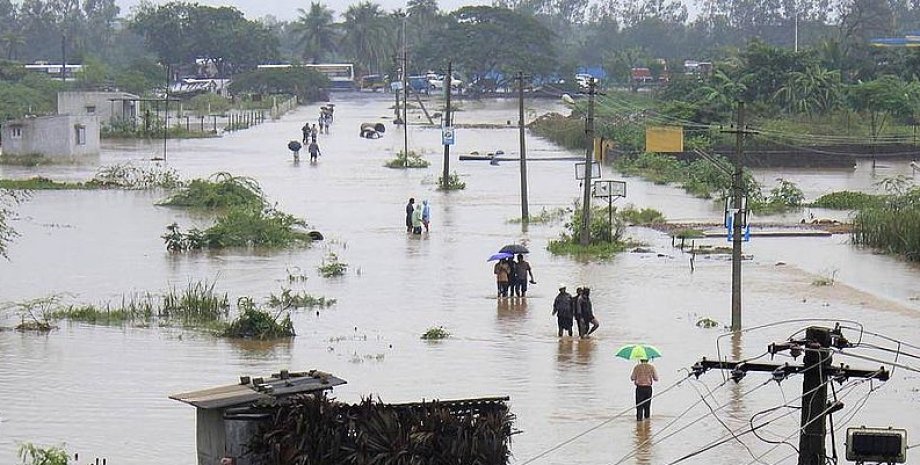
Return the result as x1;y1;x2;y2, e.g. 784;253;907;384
291;3;338;63
1;32;25;60
342;2;396;74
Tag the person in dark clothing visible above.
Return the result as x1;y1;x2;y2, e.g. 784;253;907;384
405;198;415;233
552;284;574;337
573;287;585;337
307;141;321;163
512;254;535;297
631;359;659;421
576;287;599;338
301;124;310;144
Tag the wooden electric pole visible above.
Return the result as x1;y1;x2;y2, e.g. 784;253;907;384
693;325;889;465
579;78;597;246
517;71;529;224
442;62;452;190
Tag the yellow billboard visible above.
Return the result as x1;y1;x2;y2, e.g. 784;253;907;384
645;126;684;153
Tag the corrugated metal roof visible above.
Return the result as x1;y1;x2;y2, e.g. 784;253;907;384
170;370;346;410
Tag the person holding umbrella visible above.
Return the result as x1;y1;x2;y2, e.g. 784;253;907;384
493;257;512;298
512;254;535;297
617;345;662;421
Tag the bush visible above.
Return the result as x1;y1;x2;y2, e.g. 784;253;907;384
385;151;430;169
421;326;450;340
437;171;466;190
620;206;666;225
159;173;264;210
317;252;348;277
18;443;69;465
811;191;882;210
547;202;629;259
268;288;336;309
852;187;920;260
223;297;295;339
163;207;312;251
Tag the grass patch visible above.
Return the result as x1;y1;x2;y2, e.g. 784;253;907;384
0;165;182;190
159;173;264;210
696;317;719;328
436;172;466;190
52;293;156;325
268;288;336;309
852;188;920;260
317;252;348;277
620;206;666;225
691;245;733;255
160;280;230;325
547;240;628;259
810;191;883;210
508;207;569;224
4;296;60;332
0;177;90;190
672;228;705;239
223;297;295;339
163;207;312;251
421;326;450;340
385;150;430;169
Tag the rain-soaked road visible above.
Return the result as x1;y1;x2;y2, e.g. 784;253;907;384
1;94;919;465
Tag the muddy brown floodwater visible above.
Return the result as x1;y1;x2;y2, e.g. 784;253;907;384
2;94;919;465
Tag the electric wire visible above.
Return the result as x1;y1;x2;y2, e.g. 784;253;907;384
689;377;768;464
517;374;691;465
831;349;920;374
612;377;774;465
740;373;885;465
610;377;733;465
838;325;920;353
664;366;857;465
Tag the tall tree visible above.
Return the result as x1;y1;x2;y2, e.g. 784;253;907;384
341;1;395;74
291;2;338;63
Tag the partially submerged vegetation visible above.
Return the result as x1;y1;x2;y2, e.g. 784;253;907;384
811;191;884;210
159;173;264;210
421;326;450;340
437;172;467;190
12;280;296;339
164;208;312;251
620;206;666;225
507;207;568;225
0;164;182;190
385;150;431;169
317;252;348;277
268;288;336;309
18;442;70;465
852;184;920;261
547;203;630;259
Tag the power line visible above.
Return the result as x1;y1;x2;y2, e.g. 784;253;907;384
690;378;768;464
518;374;691;465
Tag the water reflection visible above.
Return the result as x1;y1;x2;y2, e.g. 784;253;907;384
632;419;653;465
227;338;293;360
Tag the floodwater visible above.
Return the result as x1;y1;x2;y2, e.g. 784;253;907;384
1;94;919;465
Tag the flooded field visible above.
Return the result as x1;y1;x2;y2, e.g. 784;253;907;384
1;94;919;465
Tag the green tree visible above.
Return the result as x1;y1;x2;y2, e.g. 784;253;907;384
228;67;330;102
291;3;338;63
341;2;395;74
846;75;920;139
773;64;841;114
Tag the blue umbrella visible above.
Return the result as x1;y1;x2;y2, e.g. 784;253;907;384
487;252;514;262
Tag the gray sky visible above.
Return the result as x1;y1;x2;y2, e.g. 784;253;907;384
118;0;489;21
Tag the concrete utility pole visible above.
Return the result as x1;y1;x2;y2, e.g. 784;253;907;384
442;62;452;189
402;18;409;167
60;35;67;83
579;78;597;246
720;101;748;331
693;326;889;465
164;64;169;162
517;71;529;224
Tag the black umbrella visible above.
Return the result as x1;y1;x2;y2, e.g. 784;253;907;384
499;244;529;254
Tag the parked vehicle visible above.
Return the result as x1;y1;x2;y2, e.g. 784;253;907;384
427;73;463;91
359;74;387;91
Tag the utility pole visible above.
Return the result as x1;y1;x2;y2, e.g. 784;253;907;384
394;55;401;123
579;78;597;246
164;64;169;162
693;325;889;465
402;17;409;167
517;71;529;224
722;101;747;331
60;35;66;84
442;62;452;189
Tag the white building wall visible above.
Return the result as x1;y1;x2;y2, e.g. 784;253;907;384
1;115;100;158
57;92;138;125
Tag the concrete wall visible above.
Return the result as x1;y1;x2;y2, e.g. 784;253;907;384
57;92;138;125
196;409;226;465
0;115;100;158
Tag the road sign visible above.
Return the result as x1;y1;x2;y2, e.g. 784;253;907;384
574;161;601;180
593;180;626;199
442;126;455;146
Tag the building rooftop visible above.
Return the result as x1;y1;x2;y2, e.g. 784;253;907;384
169;370;346;410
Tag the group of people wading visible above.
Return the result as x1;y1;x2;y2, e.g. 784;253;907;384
552;284;600;339
295;105;335;163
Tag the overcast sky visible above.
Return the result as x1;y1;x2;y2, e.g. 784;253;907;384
118;0;490;21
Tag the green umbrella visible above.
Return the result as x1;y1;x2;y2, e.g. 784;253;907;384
615;344;662;360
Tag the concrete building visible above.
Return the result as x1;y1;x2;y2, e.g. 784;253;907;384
1;115;100;158
57;91;140;126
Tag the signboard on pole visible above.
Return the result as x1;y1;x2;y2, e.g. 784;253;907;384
442;126;455;146
574;161;601;180
593;180;626;199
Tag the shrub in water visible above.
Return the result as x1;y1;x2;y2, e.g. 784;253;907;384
159;173;265;210
223;297;295;339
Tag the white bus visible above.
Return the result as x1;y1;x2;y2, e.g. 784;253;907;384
257;63;355;90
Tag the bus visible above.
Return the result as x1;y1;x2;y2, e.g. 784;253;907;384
257;63;355;90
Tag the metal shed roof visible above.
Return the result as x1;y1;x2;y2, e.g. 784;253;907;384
170;370;346;410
